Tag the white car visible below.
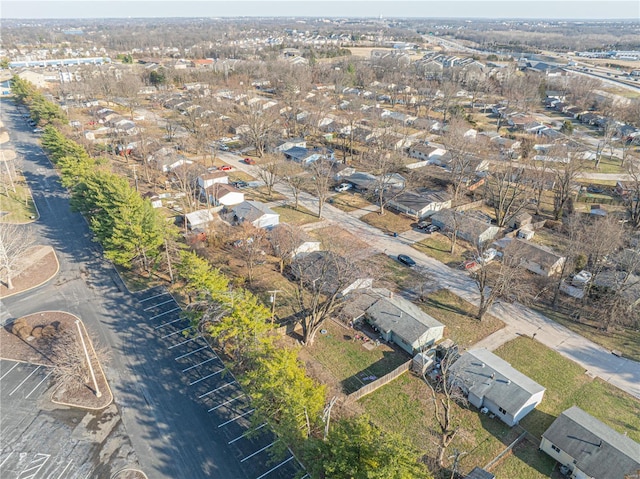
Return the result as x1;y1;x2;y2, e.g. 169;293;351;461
334;183;352;192
33;128;44;134
477;248;498;264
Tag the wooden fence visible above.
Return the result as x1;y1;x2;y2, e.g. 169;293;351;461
344;359;412;403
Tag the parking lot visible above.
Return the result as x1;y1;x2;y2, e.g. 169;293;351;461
0;359;91;479
134;287;306;479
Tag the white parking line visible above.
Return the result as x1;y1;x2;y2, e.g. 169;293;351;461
143;298;175;311
182;357;217;372
162;325;194;339
55;459;73;479
0;362;18;380
25;372;51;399
255;455;294;479
208;394;245;412
139;292;169;303
189;369;224;385
149;307;180;320
168;336;200;350
241;440;277;463
228;423;268;444
9;366;41;396
154;317;183;330
175;346;207;360
199;381;236;398
0;452;13;468
18;453;50;479
218;408;255;428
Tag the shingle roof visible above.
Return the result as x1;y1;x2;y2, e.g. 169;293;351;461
512;238;565;270
543;407;640;479
232;201;277;223
449;348;545;416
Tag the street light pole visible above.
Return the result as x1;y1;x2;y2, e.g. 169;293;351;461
267;290;282;324
75;319;101;398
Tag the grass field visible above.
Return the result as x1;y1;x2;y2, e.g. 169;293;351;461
272;204;321;225
412;234;469;267
371;253;427;291
360;209;415;234
419;289;504;347
329;192;373;213
244;186;286;203
495;336;640;441
306;320;409;394
0;183;38;223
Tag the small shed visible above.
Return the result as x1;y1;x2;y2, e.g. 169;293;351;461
507;211;532;230
184;209;215;230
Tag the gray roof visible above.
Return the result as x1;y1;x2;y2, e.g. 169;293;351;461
450;348;545;416
364;288;444;345
431;210;498;241
543;407;640;479
465;467;495;479
232;200;278;223
511;238;565;270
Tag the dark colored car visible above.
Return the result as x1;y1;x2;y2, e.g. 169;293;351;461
426;225;440;233
232;181;249;189
397;254;416;267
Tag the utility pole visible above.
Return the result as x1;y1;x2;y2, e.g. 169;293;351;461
75;320;101;398
267;290;282;323
132;164;139;192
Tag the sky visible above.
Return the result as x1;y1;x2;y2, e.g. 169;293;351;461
3;0;640;20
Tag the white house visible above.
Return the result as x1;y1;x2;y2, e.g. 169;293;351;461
449;348;546;427
184;209;216;230
540;407;640;479
387;190;452;219
232;201;280;229
408;143;448;162
204;183;244;207
197;171;229;190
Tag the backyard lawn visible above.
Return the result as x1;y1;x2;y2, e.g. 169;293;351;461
370;253;427;291
305;320;409;394
495;336;640;442
272;204;321;226
360;209;415;234
244;186;286;203
419;289;504;347
411;233;469;267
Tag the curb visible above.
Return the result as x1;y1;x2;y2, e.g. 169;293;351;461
110;468;148;479
0;246;59;300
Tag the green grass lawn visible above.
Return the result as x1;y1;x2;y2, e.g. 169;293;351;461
360;210;415;234
495;336;640;442
272;204;321;225
307;320;409;394
370;253;428;291
329;192;372;213
0;183;38;223
419;289;504;347
586;156;624;174
531;303;640;362
411;234;468;267
490;437;556;479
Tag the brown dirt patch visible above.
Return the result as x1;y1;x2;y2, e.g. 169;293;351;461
0;311;113;410
0;245;58;298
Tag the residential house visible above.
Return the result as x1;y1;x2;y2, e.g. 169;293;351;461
268;224;321;258
507;211;532;230
540;406;640;479
345;172;378;191
197;171;229;189
142;191;162;209
408;143;448;163
507;238;565;277
272;138;306;153
184;209;216;230
343;288;445;355
283;146;333;164
148;149;193;172
449;348;546;427
387;190;452;219
203;183;244;207
232;201;279;229
431;210;500;246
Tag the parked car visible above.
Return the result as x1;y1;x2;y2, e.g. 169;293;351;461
416;221;430;230
32;128;44;134
243;158;256;165
218;165;233;171
334;182;352;192
232;181;249;189
397;254;416;267
425;224;440;234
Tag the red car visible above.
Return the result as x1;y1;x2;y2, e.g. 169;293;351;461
243;158;256;165
218;165;233;171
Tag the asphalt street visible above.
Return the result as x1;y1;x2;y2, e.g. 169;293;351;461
220;151;640;400
0;98;301;479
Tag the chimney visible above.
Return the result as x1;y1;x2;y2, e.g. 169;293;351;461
480;362;485;368
490;373;495;380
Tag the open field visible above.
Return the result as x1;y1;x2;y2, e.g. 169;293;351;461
412;233;469;267
329;192;373;213
361;209;415;234
272;204;321;225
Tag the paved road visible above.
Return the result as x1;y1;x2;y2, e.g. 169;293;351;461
221;152;640;400
0;99;300;479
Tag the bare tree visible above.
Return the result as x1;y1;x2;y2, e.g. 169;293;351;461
551;214;586;307
308;158;334;218
484;160;528;227
366;144;407;216
233;222;267;285
255;156;283;198
234;99;280;158
624;159;640;228
473;242;524;320
290;251;369;346
281;162;308;211
441;117;481;202
549;143;585;220
522;157;553;216
595;121;616;170
171;162;207;213
268;223;307;273
0;224;35;289
422;348;467;468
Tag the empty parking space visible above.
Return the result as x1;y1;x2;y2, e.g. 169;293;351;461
133;287;304;479
0;360;51;403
